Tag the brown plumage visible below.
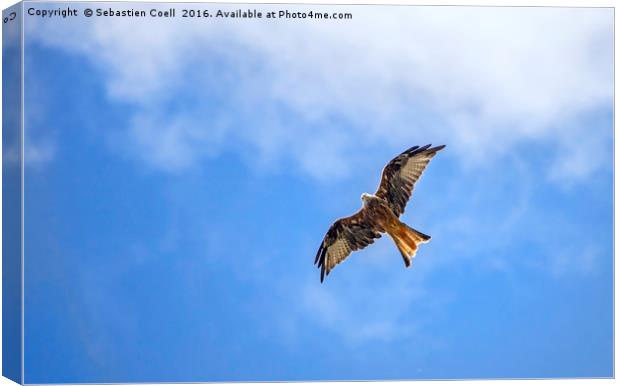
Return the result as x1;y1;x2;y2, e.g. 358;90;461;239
315;144;445;282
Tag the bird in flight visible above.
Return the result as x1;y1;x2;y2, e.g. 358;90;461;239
315;144;445;282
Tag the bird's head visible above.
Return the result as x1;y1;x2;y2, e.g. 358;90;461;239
361;192;374;204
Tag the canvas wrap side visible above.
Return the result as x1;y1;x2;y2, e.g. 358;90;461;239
3;2;23;384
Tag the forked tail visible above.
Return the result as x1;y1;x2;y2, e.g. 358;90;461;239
389;222;431;267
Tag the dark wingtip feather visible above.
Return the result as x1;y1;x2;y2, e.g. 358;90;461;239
317;245;327;268
405;144;432;156
404;143;446;156
314;244;323;265
402;145;420;155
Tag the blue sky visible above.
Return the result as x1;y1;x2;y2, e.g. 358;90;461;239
21;3;612;383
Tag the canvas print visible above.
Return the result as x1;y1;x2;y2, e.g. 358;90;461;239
2;1;614;384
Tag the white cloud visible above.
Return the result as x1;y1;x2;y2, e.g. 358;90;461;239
25;5;613;182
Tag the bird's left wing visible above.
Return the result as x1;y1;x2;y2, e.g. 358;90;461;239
315;209;383;282
375;144;445;217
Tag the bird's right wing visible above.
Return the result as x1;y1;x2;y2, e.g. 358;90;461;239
375;144;445;217
315;209;383;282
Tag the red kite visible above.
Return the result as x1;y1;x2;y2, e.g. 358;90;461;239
315;144;445;282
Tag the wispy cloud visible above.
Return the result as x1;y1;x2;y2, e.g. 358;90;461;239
299;239;430;342
26;5;613;182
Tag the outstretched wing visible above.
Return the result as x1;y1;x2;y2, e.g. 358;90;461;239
375;144;445;217
315;209;383;282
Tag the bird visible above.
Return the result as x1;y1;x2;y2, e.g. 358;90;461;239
314;144;445;282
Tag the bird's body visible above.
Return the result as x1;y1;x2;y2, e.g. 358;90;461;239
360;193;431;265
315;144;445;282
